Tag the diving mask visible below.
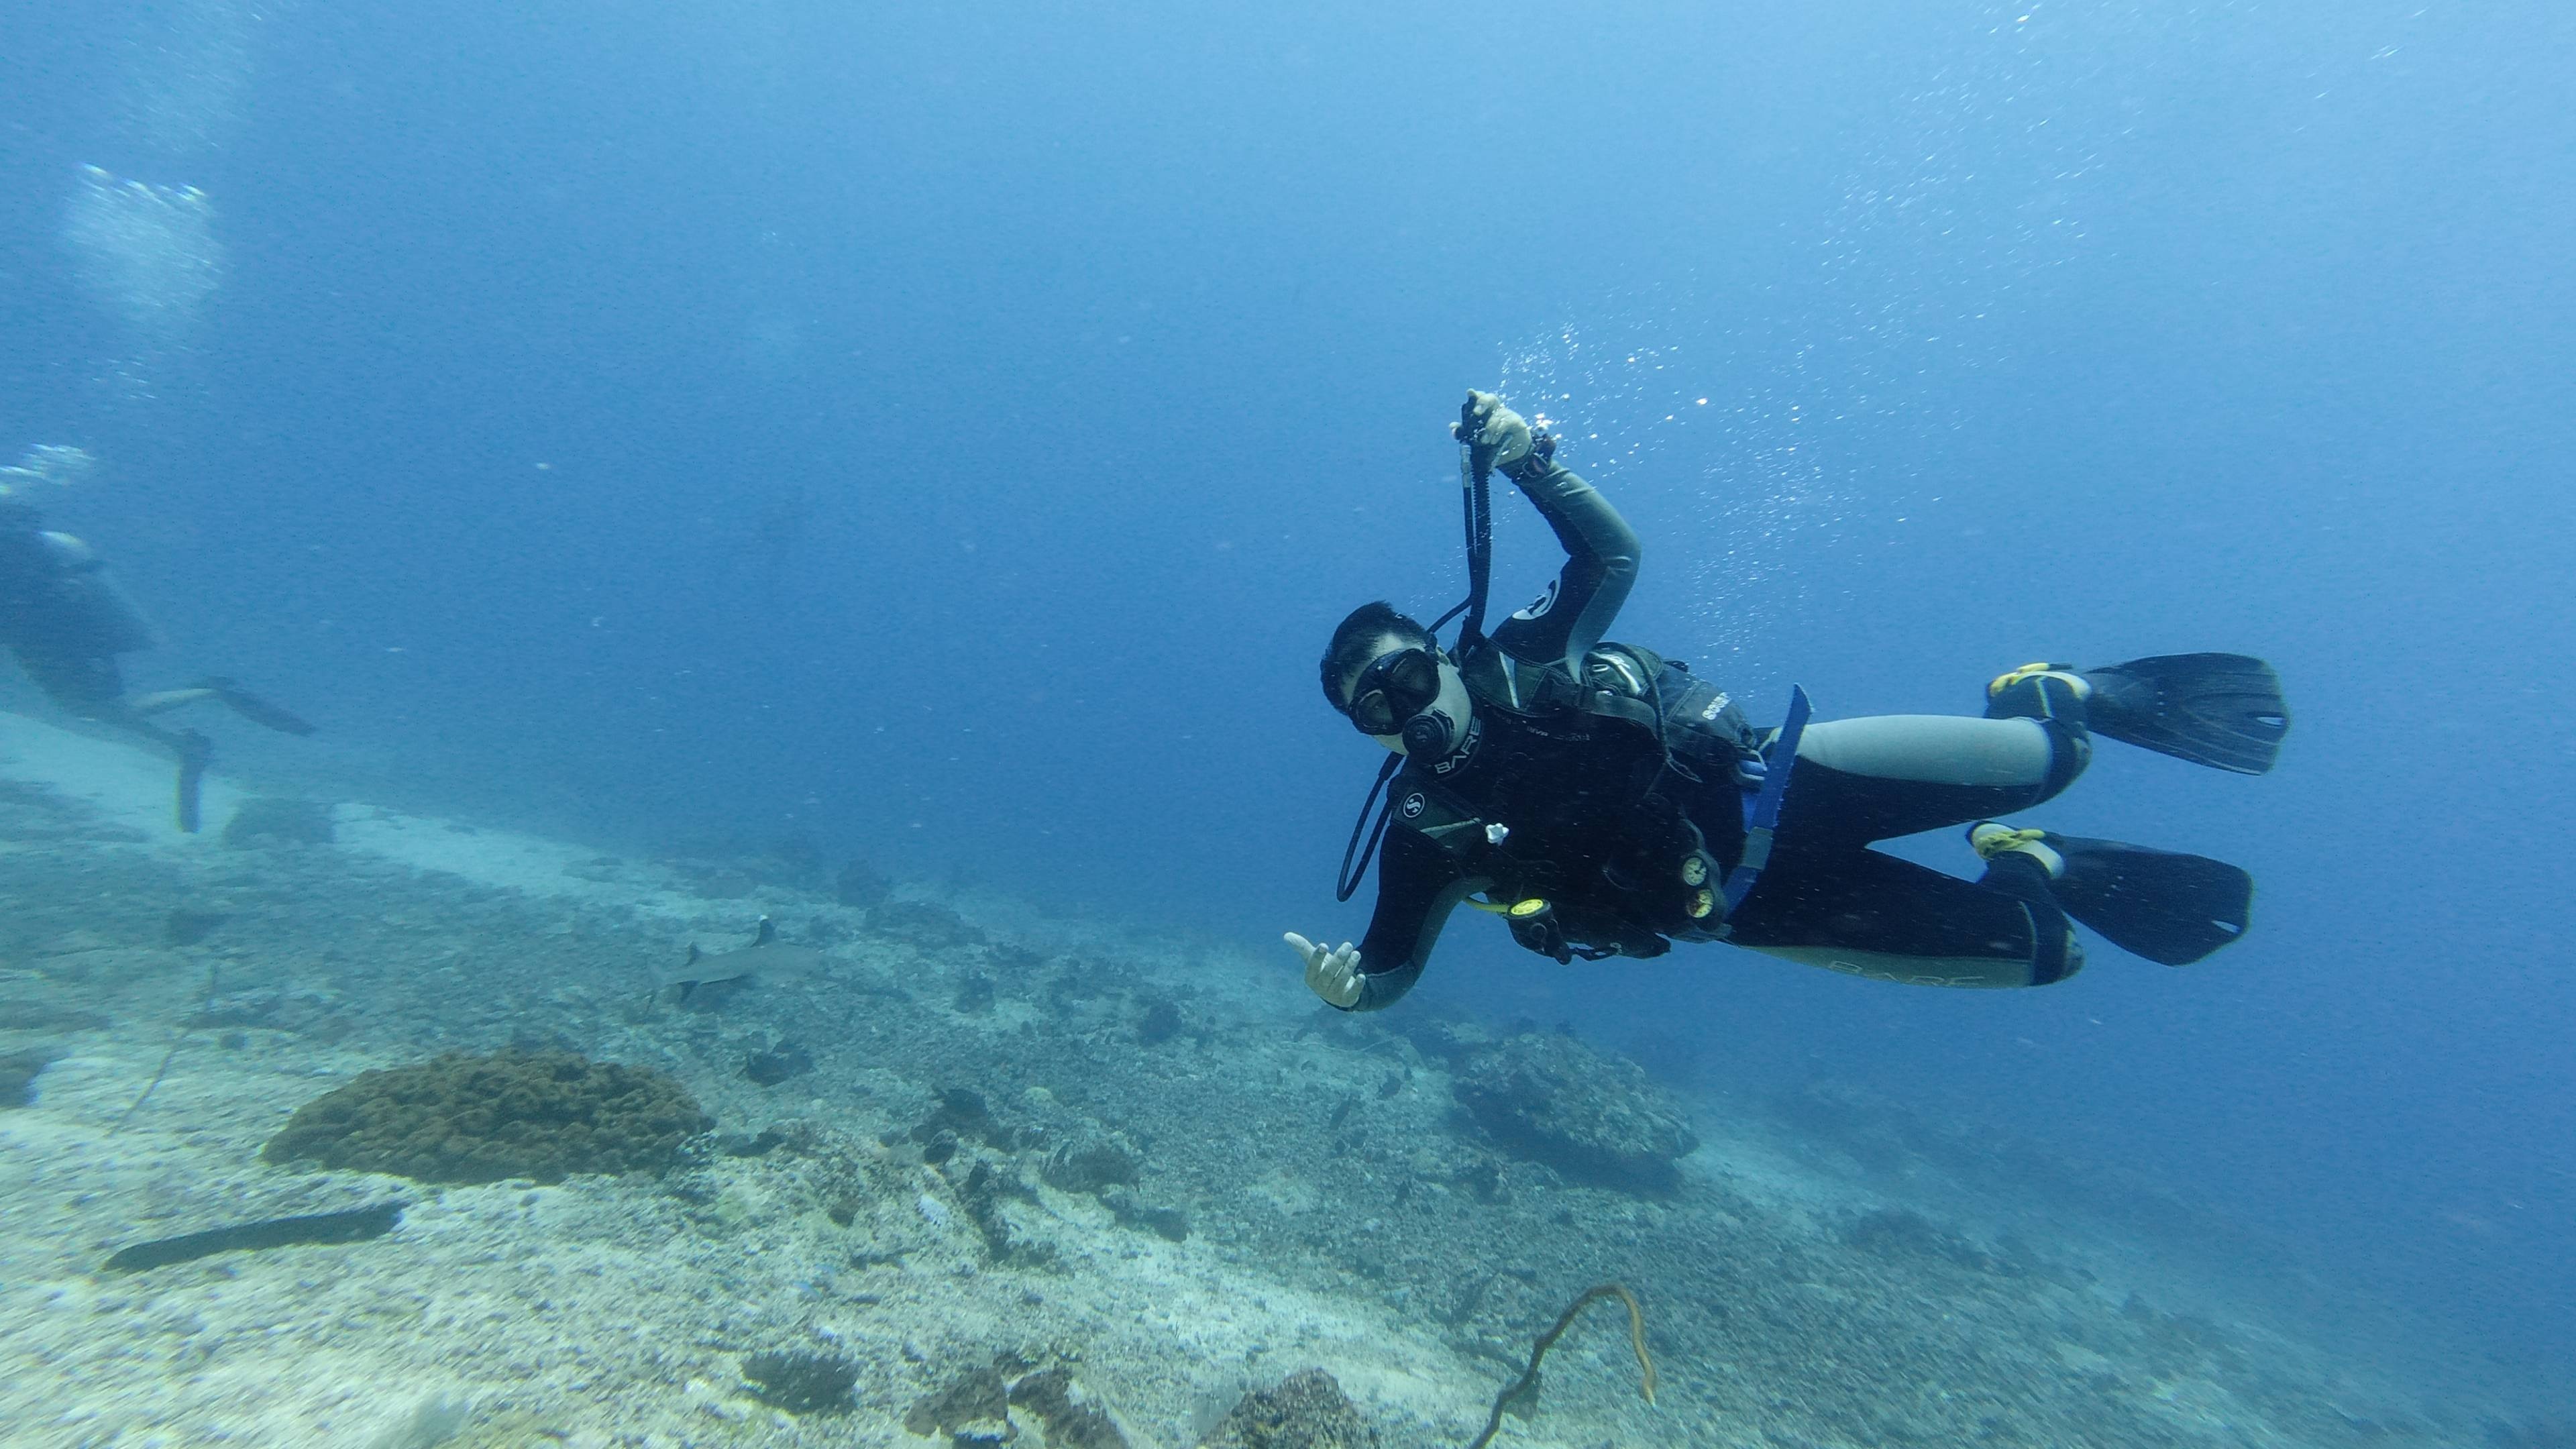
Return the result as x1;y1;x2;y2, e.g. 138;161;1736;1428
1348;646;1471;758
1346;647;1444;737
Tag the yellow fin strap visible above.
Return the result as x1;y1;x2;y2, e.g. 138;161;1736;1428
1987;661;2064;698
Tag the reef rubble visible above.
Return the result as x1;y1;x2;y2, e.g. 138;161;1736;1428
0;711;2535;1448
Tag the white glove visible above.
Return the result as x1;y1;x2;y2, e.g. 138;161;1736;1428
1283;932;1364;1009
1454;390;1534;472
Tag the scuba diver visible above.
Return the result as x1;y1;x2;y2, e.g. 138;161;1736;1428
1285;392;2288;1011
0;473;313;833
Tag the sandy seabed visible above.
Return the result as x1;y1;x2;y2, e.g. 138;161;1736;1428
0;710;2540;1449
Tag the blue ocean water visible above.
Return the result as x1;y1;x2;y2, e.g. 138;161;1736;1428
5;0;2569;1412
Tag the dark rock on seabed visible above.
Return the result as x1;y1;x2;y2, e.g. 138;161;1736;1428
262;1048;711;1184
1;1046;60;1107
1199;1369;1382;1449
1450;1029;1699;1193
743;1038;812;1085
740;1348;859;1415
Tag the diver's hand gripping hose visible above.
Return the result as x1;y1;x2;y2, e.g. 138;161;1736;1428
1452;390;1533;473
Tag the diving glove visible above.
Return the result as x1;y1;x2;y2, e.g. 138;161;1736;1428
1454;390;1533;472
1284;932;1364;1009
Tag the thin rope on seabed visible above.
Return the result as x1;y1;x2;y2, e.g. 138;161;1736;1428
1466;1281;1658;1449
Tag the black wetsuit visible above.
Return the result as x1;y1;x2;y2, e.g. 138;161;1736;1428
0;498;158;710
1342;455;2096;1011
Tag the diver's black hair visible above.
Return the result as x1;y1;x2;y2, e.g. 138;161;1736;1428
1321;601;1434;711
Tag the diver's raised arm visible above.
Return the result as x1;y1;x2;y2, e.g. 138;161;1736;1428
1456;392;1642;674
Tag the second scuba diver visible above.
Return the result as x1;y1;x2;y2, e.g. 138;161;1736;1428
1285;392;2289;1011
0;471;314;833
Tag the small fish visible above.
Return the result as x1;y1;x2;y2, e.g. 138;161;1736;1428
661;916;830;998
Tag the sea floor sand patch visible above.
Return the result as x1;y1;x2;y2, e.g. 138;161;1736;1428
0;708;2545;1448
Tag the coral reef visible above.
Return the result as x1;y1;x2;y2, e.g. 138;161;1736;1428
743;1039;812;1086
716;1128;785;1158
1449;1031;1697;1192
0;724;2514;1449
1041;1132;1142;1195
914;1085;1012;1150
261;1049;710;1184
740;1350;857;1415
904;1356;1148;1448
955;1159;1054;1265
1136;997;1184;1046
905;1360;1012;1440
1;1046;60;1108
833;857;892;908
1010;1366;1134;1448
1101;1187;1189;1242
1196;1368;1381;1449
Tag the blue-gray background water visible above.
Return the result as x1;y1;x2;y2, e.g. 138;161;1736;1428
5;0;2569;1397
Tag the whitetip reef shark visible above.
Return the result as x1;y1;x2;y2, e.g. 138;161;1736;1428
660;916;830;999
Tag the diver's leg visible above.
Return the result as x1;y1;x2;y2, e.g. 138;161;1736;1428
150;677;315;734
168;727;210;833
17;650;215;833
186;677;315;734
127;686;219;715
1727;848;2082;987
131;678;313;735
1774;702;2088;850
90;701;212;833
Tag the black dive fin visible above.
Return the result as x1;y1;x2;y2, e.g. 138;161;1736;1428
2045;833;2252;966
195;677;317;736
2081;653;2289;775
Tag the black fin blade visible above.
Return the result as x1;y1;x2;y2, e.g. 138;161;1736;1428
2045;834;2253;965
2086;653;2289;775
